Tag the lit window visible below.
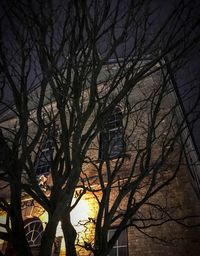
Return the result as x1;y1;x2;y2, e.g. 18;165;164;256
34;127;54;176
108;229;128;256
100;107;124;160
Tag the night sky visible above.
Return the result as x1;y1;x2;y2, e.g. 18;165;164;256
152;0;200;153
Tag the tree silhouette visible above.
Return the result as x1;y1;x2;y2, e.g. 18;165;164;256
0;0;200;255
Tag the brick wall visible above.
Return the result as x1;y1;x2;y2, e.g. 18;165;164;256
127;163;200;256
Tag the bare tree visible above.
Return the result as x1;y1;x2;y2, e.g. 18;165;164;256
0;0;200;256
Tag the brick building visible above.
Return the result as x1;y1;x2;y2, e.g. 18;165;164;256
0;60;200;256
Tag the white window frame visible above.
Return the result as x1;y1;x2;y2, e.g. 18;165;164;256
108;229;128;256
24;218;44;247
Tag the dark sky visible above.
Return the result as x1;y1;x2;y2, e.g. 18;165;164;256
154;0;200;153
178;56;200;155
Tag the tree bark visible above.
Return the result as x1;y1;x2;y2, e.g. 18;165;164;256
61;212;77;256
39;215;59;256
10;181;32;256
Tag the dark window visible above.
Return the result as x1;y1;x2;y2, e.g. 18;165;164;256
108;229;128;256
100;107;124;160
34;127;54;176
24;217;44;247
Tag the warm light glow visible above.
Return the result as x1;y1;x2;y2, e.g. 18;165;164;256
56;221;63;237
54;222;65;256
71;198;90;228
0;214;7;250
0;214;7;233
39;211;48;228
38;192;99;255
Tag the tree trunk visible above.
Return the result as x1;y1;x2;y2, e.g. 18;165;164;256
39;215;59;256
10;181;32;256
61;212;77;256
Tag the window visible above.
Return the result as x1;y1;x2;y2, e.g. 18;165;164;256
34;127;54;176
24;217;44;247
100;107;124;160
108;229;128;256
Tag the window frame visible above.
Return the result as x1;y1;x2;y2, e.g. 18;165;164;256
108;228;128;256
24;217;44;247
34;127;55;176
99;107;125;161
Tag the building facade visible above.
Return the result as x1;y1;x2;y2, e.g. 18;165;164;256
0;61;200;256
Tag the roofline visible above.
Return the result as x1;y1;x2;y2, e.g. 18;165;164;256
164;57;200;160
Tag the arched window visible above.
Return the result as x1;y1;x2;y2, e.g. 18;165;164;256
99;107;124;160
24;217;44;247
